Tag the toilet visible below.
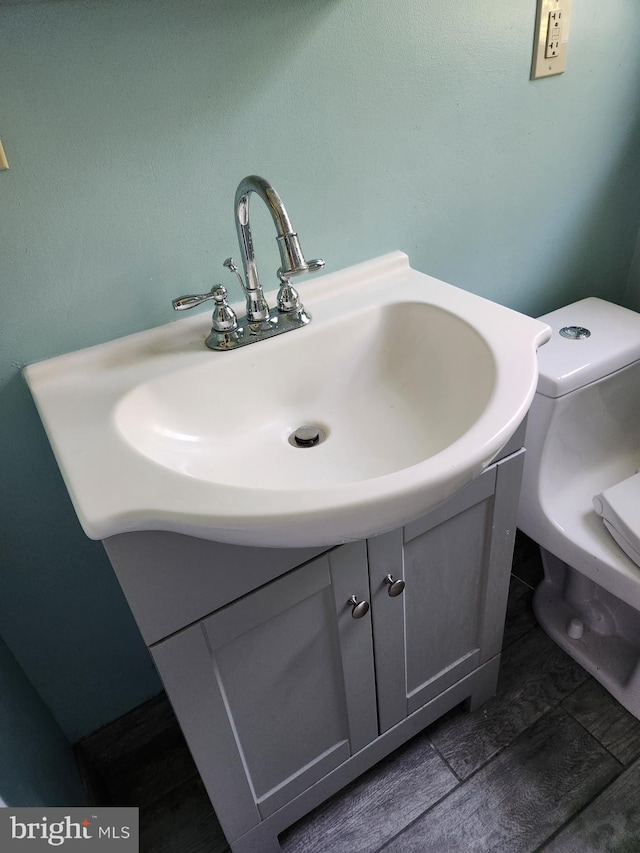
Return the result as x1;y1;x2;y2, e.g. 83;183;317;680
518;297;640;719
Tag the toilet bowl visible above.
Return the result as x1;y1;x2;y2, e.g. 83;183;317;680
518;297;640;719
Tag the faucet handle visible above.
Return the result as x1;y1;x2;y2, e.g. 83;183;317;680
172;288;218;311
277;257;325;280
172;286;238;332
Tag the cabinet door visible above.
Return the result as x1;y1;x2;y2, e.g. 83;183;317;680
368;452;523;733
150;541;378;844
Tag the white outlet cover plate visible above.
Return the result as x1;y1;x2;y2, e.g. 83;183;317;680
531;0;572;79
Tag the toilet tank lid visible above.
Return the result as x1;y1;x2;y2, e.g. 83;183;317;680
535;297;640;398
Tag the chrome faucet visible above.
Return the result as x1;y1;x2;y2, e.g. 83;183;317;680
172;175;324;350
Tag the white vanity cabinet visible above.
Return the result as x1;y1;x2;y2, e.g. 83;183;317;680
103;438;525;853
150;542;379;845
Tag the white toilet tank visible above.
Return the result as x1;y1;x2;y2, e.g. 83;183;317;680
519;297;640;611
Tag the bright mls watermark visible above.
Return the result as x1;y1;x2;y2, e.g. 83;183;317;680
0;809;138;850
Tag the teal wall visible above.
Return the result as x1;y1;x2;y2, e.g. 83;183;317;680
0;633;85;806
1;0;640;743
628;233;640;311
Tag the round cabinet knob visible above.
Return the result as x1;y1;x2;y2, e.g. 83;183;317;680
348;595;370;619
383;574;406;597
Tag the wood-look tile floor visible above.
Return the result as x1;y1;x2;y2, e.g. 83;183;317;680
78;537;640;852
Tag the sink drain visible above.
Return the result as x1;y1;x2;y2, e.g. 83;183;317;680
289;425;327;448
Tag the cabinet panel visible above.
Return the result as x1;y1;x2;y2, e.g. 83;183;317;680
207;582;351;818
151;540;377;841
403;499;487;714
368;453;522;733
104;530;325;645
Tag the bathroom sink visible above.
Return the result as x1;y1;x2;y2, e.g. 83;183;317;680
25;252;550;548
115;301;494;488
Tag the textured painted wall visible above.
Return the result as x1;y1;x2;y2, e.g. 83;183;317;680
1;0;640;740
627;231;640;311
0;634;85;806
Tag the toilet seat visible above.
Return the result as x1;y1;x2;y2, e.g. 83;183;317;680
594;472;640;569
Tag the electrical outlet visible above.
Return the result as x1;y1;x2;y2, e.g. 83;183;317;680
531;0;572;79
545;9;563;57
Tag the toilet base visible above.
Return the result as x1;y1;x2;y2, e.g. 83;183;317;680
533;548;640;720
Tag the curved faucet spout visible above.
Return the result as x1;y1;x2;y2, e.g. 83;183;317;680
172;174;324;350
234;175;324;323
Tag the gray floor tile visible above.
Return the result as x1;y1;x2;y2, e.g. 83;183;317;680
561;679;640;766
539;757;640;853
502;576;537;649
78;692;200;809
512;531;540;570
105;734;199;810
140;775;229;853
79;693;173;768
428;626;588;779
383;707;620;853
511;549;544;590
280;731;457;853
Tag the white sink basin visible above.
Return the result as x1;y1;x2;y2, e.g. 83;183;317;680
25;252;550;548
115;301;494;488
